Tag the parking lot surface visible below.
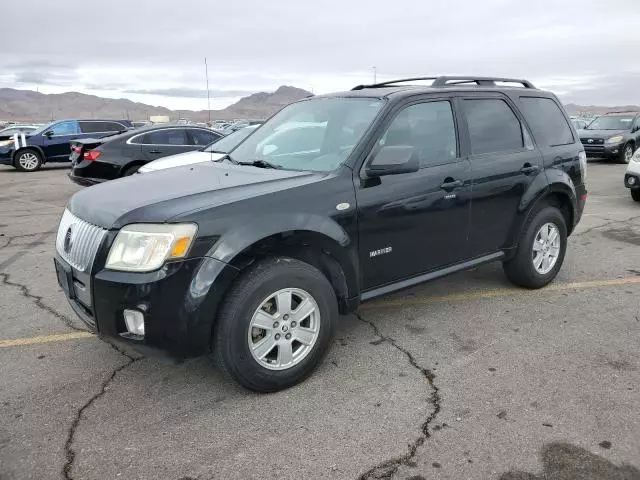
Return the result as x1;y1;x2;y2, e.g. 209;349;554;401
1;161;639;480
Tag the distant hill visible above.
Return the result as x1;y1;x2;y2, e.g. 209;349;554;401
564;103;640;116
0;85;313;123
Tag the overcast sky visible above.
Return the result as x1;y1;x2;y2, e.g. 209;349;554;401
1;0;638;110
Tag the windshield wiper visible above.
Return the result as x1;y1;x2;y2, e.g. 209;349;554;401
237;159;282;169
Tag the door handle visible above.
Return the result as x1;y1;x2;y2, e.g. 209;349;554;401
148;149;162;154
520;164;540;175
440;179;463;190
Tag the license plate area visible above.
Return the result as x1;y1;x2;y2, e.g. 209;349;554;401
54;259;75;300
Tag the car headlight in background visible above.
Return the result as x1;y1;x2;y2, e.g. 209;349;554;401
605;135;624;144
106;223;198;272
0;140;13;147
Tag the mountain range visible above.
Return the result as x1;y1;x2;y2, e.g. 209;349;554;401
0;86;637;122
0;86;313;123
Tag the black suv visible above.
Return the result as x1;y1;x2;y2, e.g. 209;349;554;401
54;76;587;392
579;111;640;163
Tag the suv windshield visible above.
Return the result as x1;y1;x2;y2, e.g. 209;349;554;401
230;97;384;171
586;115;634;130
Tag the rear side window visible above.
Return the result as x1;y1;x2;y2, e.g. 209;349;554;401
103;121;126;132
188;129;221;146
464;99;523;155
519;97;574;147
143;129;188;145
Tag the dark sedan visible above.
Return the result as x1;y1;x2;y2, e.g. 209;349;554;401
69;125;223;186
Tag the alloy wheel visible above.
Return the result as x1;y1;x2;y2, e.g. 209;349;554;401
532;222;561;275
18;152;39;171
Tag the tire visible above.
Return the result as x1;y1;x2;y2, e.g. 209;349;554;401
618;143;634;164
503;205;567;289
212;257;338;392
14;149;43;172
632;189;640;202
122;164;141;176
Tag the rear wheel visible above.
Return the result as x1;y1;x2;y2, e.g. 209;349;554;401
631;189;640;202
212;257;337;392
503;205;567;289
14;149;42;172
122;164;141;176
618;143;634;164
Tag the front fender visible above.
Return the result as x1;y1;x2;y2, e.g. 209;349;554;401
13;145;46;164
207;212;359;298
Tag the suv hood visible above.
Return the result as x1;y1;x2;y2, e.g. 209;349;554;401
68;162;321;229
579;129;628;139
139;150;224;173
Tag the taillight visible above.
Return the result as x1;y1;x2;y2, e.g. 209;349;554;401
84;150;102;161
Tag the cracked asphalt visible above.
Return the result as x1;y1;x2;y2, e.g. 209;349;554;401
1;161;639;480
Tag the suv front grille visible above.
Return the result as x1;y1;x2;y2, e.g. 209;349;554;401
56;209;107;272
580;137;604;145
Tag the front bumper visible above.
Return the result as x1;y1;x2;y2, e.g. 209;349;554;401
582;142;624;158
0;148;13;165
55;253;239;357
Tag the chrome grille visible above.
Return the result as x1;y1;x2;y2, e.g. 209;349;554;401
56;209;107;272
580;138;604;145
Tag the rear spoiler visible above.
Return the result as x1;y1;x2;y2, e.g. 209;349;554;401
70;137;107;146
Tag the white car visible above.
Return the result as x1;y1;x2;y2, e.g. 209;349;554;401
139;125;259;173
625;148;640;202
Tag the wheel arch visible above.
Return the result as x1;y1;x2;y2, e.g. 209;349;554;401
12;146;45;165
506;179;577;252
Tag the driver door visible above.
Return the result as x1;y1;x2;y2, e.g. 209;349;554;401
356;98;472;290
42;120;81;161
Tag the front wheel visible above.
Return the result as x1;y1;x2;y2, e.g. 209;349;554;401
618;144;634;164
503;206;567;289
212;257;337;392
14;149;43;172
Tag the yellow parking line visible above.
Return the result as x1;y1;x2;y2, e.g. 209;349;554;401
362;276;640;309
0;331;94;348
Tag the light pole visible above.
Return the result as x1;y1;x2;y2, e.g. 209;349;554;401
204;57;211;123
373;66;377;84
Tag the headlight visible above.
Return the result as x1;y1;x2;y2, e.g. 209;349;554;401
632;149;640;163
106;223;197;272
0;140;13;147
605;135;624;144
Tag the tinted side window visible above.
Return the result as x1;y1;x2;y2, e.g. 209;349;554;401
80;122;106;133
104;122;126;132
51;121;80;136
379;101;457;167
143;129;188;145
464;99;523;155
519;97;574;147
188;129;220;146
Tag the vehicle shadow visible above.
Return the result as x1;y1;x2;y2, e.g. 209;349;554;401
499;442;640;480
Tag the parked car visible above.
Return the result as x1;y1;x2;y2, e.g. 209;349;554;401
139;125;259;173
55;75;587;392
571;118;589;130
68;124;223;186
624;148;640;202
0;124;39;137
219;121;263;136
0;119;132;172
580;111;640;163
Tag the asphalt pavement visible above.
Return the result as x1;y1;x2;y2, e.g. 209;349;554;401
0;161;639;480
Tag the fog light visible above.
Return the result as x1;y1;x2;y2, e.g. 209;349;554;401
629;176;637;186
123;309;145;336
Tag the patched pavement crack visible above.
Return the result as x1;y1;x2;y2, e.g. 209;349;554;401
356;312;441;480
62;354;141;480
0;272;87;332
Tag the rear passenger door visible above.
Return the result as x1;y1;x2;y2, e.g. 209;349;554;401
139;128;193;162
460;94;543;257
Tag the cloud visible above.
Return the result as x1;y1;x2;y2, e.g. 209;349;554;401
0;0;638;108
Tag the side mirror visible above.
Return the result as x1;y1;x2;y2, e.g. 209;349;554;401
365;145;419;177
43;130;53;138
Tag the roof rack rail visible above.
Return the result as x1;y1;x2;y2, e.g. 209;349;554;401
352;75;535;90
